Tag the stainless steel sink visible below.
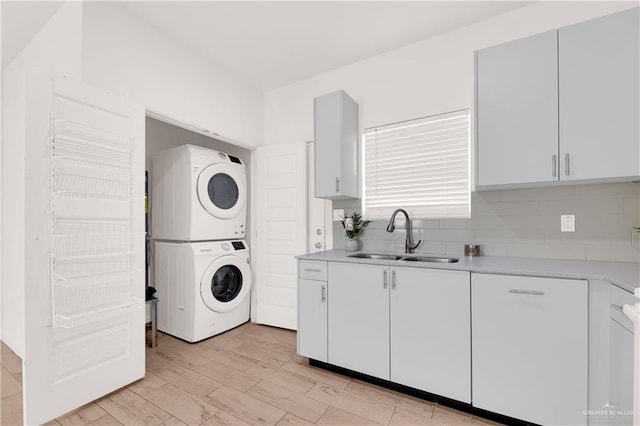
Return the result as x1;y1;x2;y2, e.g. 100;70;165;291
346;253;459;263
347;253;404;261
400;256;459;263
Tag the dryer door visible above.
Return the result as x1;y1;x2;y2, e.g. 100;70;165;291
197;163;246;219
200;255;252;313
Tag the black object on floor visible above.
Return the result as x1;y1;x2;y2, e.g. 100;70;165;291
146;286;157;301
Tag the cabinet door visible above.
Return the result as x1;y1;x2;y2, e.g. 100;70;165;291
314;92;343;198
314;91;358;199
609;307;634;426
390;267;471;403
472;274;588;426
559;8;639;181
297;278;327;362
328;262;389;379
476;31;559;187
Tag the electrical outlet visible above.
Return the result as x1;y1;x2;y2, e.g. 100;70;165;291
333;209;344;221
561;215;575;232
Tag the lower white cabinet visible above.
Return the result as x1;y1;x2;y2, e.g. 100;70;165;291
609;312;633;426
298;279;327;362
328;262;390;379
390;267;470;403
298;260;592;424
297;261;328;362
608;283;636;426
326;262;471;401
471;273;588;426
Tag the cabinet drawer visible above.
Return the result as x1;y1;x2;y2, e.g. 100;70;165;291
299;260;327;281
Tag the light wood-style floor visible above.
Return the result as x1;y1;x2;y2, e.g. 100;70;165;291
1;322;500;425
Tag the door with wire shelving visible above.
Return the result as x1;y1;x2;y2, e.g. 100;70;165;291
23;76;146;425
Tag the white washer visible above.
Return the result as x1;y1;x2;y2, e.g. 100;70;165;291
152;144;247;241
155;240;251;342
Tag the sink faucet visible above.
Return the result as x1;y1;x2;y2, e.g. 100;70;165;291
386;208;421;254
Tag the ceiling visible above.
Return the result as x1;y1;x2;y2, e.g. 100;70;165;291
3;1;531;91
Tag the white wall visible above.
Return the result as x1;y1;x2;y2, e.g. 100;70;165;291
264;1;640;263
1;1;64;69
1;1;83;357
82;2;263;148
263;2;635;145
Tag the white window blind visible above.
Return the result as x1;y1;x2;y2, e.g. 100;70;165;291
363;109;470;220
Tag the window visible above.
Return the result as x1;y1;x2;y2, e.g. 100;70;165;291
363;109;470;220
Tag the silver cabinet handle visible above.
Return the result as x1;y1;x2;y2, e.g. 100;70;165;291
314;242;322;249
509;289;545;296
321;284;326;302
391;270;396;289
564;153;570;176
552;154;557;177
335;177;340;193
316;229;323;236
383;270;388;289
304;268;321;273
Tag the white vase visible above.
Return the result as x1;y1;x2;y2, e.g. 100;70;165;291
345;238;359;252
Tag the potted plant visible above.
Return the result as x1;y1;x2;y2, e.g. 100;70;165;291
340;212;370;252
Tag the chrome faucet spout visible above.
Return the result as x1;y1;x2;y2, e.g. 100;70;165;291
386;208;422;254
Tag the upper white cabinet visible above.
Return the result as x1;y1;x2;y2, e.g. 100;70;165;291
476;7;640;188
559;8;639;181
314;90;359;199
472;273;588;426
476;31;559;187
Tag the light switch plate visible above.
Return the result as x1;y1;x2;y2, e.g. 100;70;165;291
333;209;344;221
561;215;575;232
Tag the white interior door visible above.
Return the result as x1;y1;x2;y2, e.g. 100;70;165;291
255;142;306;330
23;76;145;425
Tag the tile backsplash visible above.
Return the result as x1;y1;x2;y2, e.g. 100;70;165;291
333;182;640;262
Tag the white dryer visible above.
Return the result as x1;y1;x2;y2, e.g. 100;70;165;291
152;144;247;241
155;240;251;342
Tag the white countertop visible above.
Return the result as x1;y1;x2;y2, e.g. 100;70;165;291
296;250;640;293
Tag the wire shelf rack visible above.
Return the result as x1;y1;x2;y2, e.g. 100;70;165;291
53;222;131;259
54;298;143;329
53;192;131;220
50;115;138;328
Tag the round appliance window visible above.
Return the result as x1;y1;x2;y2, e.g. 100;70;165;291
211;265;243;302
201;255;252;312
197;164;246;219
207;173;239;210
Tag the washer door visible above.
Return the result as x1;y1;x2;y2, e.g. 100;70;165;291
200;255;251;313
197;163;246;219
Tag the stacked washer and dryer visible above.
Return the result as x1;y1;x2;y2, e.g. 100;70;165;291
152;144;251;342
